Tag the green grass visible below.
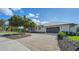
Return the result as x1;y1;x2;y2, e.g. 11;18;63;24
0;32;19;35
68;36;79;41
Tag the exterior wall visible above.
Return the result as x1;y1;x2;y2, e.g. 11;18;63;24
45;25;70;33
60;24;77;33
60;25;70;32
34;24;77;33
70;26;77;33
35;26;46;32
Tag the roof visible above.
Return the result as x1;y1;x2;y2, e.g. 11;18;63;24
44;22;77;27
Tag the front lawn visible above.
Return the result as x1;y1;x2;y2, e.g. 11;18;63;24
0;32;19;35
68;36;79;41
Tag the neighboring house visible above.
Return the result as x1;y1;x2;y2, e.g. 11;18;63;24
34;22;78;33
35;25;46;32
29;25;46;33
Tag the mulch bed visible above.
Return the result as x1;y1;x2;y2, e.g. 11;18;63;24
3;33;31;39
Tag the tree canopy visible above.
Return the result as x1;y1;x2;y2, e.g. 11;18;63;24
8;15;37;32
0;19;4;26
8;15;24;27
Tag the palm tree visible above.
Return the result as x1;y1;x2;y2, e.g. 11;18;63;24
23;15;36;32
29;21;36;32
23;18;31;32
30;21;36;28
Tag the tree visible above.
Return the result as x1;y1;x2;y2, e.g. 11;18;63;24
0;19;5;31
30;21;36;29
29;21;36;32
23;18;31;31
8;15;24;31
0;19;4;26
8;15;37;32
8;15;23;27
23;16;36;32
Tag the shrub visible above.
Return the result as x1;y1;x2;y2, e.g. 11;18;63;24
17;29;25;32
57;32;66;40
64;31;69;35
63;31;76;36
68;32;76;36
76;32;79;36
58;32;66;37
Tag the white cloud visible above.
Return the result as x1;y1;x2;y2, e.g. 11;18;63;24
26;13;39;18
32;19;40;24
36;13;39;16
32;18;49;25
35;13;39;18
41;21;49;24
11;8;21;11
11;8;24;14
27;13;48;25
0;8;13;16
35;15;39;18
27;13;35;17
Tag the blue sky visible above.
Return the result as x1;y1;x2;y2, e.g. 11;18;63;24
0;8;79;24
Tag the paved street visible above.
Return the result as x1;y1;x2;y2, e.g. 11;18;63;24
0;33;60;51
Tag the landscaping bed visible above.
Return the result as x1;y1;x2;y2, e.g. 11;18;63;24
57;32;79;51
5;33;31;39
58;37;79;51
0;32;31;39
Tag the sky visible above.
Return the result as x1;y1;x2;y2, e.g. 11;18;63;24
0;8;79;24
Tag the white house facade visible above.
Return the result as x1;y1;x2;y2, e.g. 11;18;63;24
34;25;46;32
34;22;78;33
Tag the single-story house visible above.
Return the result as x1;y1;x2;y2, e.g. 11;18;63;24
33;22;78;33
29;25;46;33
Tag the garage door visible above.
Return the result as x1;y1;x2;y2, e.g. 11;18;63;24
46;27;60;33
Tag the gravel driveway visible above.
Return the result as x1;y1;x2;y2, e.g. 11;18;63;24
0;33;60;51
